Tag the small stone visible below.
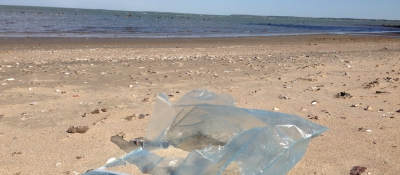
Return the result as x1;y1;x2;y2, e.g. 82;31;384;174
91;109;100;114
351;104;360;107
76;155;85;159
272;108;279;111
350;166;367;175
365;106;373;111
311;100;318;106
337;91;352;99
101;108;107;112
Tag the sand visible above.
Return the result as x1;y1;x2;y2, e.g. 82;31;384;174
0;35;399;175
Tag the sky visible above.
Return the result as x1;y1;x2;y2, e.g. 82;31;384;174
1;0;399;20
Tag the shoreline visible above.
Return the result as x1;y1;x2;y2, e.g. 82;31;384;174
1;33;399;49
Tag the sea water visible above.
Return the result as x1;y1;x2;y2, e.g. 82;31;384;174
1;5;399;38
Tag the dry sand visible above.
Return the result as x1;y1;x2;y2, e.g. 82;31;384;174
0;35;399;175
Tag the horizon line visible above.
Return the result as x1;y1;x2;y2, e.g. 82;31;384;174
1;4;399;21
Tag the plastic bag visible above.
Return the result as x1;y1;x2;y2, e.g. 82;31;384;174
85;89;328;175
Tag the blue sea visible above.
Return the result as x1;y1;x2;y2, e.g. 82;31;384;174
1;5;399;38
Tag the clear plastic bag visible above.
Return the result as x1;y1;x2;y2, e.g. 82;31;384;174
85;89;328;175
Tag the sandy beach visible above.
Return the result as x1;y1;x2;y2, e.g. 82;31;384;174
0;35;399;175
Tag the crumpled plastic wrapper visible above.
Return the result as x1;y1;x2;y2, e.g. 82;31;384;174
85;89;328;175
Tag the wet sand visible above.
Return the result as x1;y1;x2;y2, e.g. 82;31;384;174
0;35;399;174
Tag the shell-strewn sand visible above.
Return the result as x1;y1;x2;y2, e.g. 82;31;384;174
0;35;399;174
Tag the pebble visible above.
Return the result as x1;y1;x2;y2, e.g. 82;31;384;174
272;108;279;111
351;104;360;107
5;78;14;81
365;106;373;111
311;100;318;106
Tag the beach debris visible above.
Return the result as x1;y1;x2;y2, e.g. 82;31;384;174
308;115;319;120
63;171;80;175
93;115;109;125
87;90;328;175
30;102;38;105
91;109;100;114
124;115;135;121
350;166;367;175
138;113;150;119
305;86;321;91
101;108;107;112
375;90;390;94
396;109;400;113
336;91;352;99
82;113;86;117
383;77;400;82
351;103;361;107
364;106;373;111
363;79;379;89
12;152;22;156
73;94;80;97
141;97;149;102
132;137;144;147
110;134;139;153
124;113;150;121
272;107;279;111
4;78;14;81
76;155;85;159
278;94;291;99
106;158;117;164
67;126;89;134
358;127;367;132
